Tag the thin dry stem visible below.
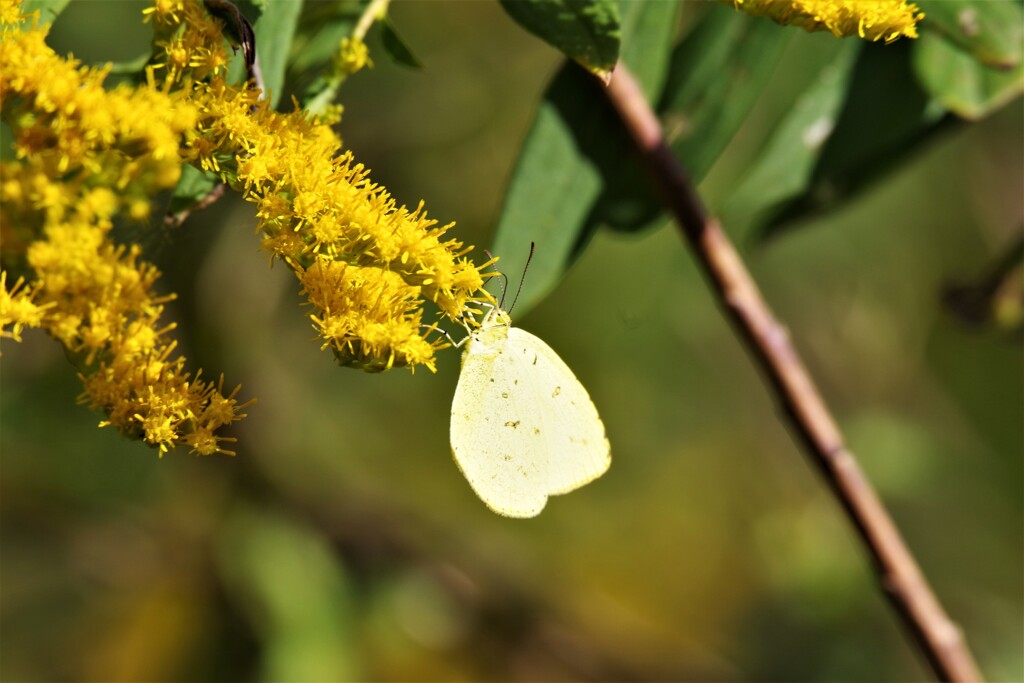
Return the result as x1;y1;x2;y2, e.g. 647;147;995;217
604;63;982;683
164;181;226;228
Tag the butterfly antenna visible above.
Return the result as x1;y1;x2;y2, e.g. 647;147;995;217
507;242;535;316
484;249;509;309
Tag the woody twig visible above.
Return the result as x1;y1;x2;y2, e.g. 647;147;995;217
604;63;982;683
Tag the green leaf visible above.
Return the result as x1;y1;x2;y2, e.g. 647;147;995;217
289;1;364;74
166;165;222;217
498;0;620;80
217;508;356;682
107;52;153;76
722;41;860;232
489;67;606;314
593;7;792;234
617;0;681;102
913;28;1024;121
300;74;340;116
661;9;791;187
291;1;366;113
758;40;955;240
489;0;677;312
19;0;70;25
578;0;684;232
252;0;304;106
915;0;1022;69
380;15;423;69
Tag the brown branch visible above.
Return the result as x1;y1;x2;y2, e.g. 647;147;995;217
163;181;226;228
604;63;983;683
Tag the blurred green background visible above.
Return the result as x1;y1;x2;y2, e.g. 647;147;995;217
2;1;1021;681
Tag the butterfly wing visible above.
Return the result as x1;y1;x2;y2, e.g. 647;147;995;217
451;330;550;517
505;328;610;496
450;326;610;518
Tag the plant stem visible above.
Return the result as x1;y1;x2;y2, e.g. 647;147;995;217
354;0;391;41
164;181;225;228
603;63;983;683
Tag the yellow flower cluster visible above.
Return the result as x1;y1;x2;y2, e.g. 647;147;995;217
335;37;372;78
0;272;50;341
2;0;492;459
145;0;233;87
0;1;249;455
151;4;490;372
731;0;923;42
184;78;489;372
1;19;190;207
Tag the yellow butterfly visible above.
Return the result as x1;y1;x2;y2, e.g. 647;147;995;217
450;304;610;517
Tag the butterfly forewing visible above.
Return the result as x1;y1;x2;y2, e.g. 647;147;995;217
504;328;610;495
451;327;550;516
450;319;610;518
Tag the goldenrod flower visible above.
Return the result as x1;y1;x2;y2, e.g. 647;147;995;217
1;4;248;455
171;25;490;371
1;0;494;458
0;273;50;341
143;0;186;27
299;258;439;371
0;0;23;26
1;20;195;191
335;37;372;78
730;0;923;42
187;79;490;370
